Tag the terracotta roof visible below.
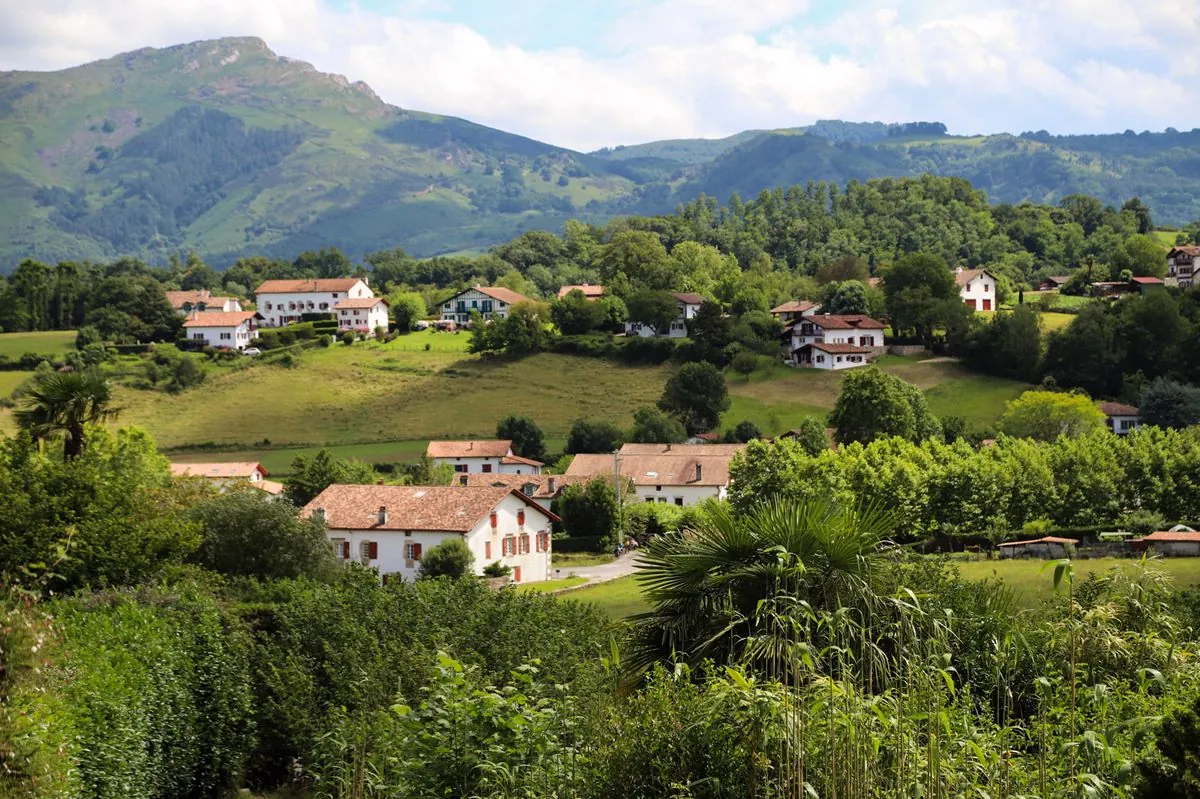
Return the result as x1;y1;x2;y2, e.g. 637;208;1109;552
502;454;545;467
567;452;731;487
1099;402;1139;417
557;284;605;299
955;268;993;287
1137;530;1200;543
998;536;1079;547
171;462;266;479
467;286;530;306
804;314;885;330
456;472;589;498
1044;276;1070;285
426;440;513;459
182;311;259;328
165;290;236;308
303;484;557;531
671;292;706;305
255;278;366;294
1131;276;1164;285
618;443;746;457
257;480;286;496
1169;246;1200;257
334;297;390;310
796;342;874;355
867;277;883;288
770;300;818;315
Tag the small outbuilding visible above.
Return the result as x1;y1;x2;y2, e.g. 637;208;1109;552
998;536;1078;559
1131;528;1200;557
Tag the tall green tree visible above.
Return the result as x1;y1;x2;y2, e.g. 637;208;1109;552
566;419;625;454
14;369;120;459
597;231;677;291
626;290;680;336
883;253;963;343
1141;378;1200;430
557;479;619;546
286;450;378;506
497;415;547;462
551;289;603;335
997;390;1106;441
629;406;687;444
829;368;941;445
657;362;730;434
418;539;475;579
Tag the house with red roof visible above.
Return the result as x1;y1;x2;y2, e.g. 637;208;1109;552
254;278;374;327
1099;402;1141;435
785;314;885;369
998;536;1078;559
440;286;531;325
182;311;262;350
626;292;706;338
955;267;998;312
335;297;390;334
170;461;285;496
1167;245;1199;289
426;440;543;475
557;284;605;301
769;300;821;325
1131;528;1200;557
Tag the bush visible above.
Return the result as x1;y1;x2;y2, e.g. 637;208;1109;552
188;491;337;580
482;560;512;577
417;539;475;579
341;331;355;346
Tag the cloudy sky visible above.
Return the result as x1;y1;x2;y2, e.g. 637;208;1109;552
1;0;1198;151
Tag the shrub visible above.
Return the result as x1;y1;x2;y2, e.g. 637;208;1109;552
340;331;355;346
188;491;337;580
418;539;475;579
482;561;512;577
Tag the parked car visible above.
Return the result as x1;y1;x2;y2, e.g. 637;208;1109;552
242;347;262;356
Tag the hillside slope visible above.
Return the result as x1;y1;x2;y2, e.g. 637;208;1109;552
0;37;634;266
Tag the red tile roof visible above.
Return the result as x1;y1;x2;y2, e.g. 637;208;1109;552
618;443;746;457
998;536;1079;547
671;292;706;305
1136;530;1200;543
255;278;367;294
426;440;513;459
804;314;885;330
1099;402;1139;417
954;268;994;287
456;472;588;498
182;311;259;328
304;484;557;531
1170;246;1200;257
770;300;818;315
166;290;236;308
557;284;605;299
567;453;731;487
171;462;266;479
257;480;286;496
471;286;531;305
502;454;545;467
796;342;874;355
1130;276;1164;285
334;297;390;310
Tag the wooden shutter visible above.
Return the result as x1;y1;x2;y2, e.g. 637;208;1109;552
485;541;492;559
517;510;525;526
412;543;422;560
490;512;498;528
367;541;379;559
341;541;350;559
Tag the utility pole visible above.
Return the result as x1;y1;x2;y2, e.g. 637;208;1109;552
612;449;623;550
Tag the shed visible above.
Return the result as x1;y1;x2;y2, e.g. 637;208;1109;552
1131;529;1200;557
997;536;1078;559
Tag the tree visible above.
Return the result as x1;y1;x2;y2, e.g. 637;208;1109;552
551;290;603;335
826;281;870;315
294;247;353;278
829;368;941;445
816;256;870;285
997;390;1106;441
629;406;687;444
597;231;677;291
497;415;547;462
1043;304;1123;398
625;498;894;678
595;295;629;333
1121;197;1153;234
418;539;475;579
883;253;961;343
790;416;828;456
14;369;120;459
286;449;378;506
566;419;625;454
723;420;762;443
626;290;680;336
1113;234;1167;278
389;291;427;331
1141;378;1200;430
557;479;619;546
686;300;731;350
188;490;336;580
657;362;731;434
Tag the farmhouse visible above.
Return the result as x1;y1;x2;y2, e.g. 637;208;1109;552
568;443;743;506
557;284;605;300
335;297;390;334
1100;402;1141;435
305;484;555;583
426;440;544;475
165;290;242;315
182;311;261;350
785;314;885;369
1036;276;1071;291
1166;245;1198;289
626;292;705;338
440;286;530;325
998;536;1078;559
169;461;285;496
456;472;589;511
769;300;821;325
956;268;998;312
255;278;373;327
1132;529;1200;557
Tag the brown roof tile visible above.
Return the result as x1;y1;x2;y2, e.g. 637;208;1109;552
303;484;556;531
770;300;818;315
618;443;745;457
568;452;731;487
166;290;236;308
426;440;513;459
171;462;266;479
182;311;259;328
334;297;390;309
557;284;605;299
466;286;531;306
1137;530;1200;543
1099;402;1139;417
998;536;1079;547
954;268;994;287
255;278;366;294
502;454;545;467
456;472;589;498
804;314;885;330
671;292;706;305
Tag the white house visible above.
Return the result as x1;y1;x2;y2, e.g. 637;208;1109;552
255;278;373;327
1166;246;1199;289
456;472;588;512
557;284;605;301
626;292;705;338
169;461;285;496
182;311;261;350
567;443;743;506
440;286;531;325
1100;402;1141;435
1133;529;1200;557
769;300;821;325
426;440;544;475
956;268;998;312
165;290;242;316
786;314;885;369
304;484;556;583
335;297;390;334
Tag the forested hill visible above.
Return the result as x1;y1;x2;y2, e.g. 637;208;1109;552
5;37;1200;270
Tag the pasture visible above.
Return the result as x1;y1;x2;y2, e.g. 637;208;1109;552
0;330;76;358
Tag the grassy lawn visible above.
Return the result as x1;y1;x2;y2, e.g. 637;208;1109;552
954;557;1200;609
0;330;76;358
1039;312;1076;332
517;576;587;593
924;375;1028;429
0;371;32;397
553;552;615;567
168;440;433;474
566;575;649;618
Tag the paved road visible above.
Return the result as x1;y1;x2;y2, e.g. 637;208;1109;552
552;552;639;585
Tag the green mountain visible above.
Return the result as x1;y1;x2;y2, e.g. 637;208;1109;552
0;37;636;267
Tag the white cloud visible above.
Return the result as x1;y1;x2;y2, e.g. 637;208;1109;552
1;0;1199;150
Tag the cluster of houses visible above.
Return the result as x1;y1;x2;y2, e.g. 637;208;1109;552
1000;526;1200;559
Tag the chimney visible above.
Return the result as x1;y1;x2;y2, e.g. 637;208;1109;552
378;506;388;525
547;477;557;494
695;463;703;482
666;443;671;452
313;507;326;524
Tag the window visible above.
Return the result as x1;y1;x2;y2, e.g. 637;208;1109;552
674;497;684;506
644;497;654;503
320;302;328;310
482;464;493;473
361;541;378;560
536;532;549;552
517;510;525;527
983;283;989;292
481;300;493;312
519;534;530;554
502;536;516;556
192;333;205;340
656;485;662;492
455;465;468;473
220;332;232;340
816;355;825;363
658;497;667;503
471;300;478;308
265;302;273;310
404;541;422;560
333;293;339;298
485;541;492;559
353;310;360;316
332;539;349;559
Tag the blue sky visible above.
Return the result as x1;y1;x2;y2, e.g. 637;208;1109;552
3;0;1199;150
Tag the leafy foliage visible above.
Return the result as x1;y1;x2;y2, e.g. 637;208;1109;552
998;390;1107;441
496;414;547;462
829;368;941;445
657;361;730;434
285;449;378;506
417;539;475;579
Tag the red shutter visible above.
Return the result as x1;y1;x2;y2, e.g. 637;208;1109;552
341;541;350;559
367;541;379;559
482;464;492;473
412;543;422;560
485;541;492;559
517;510;525;526
490;512;498;528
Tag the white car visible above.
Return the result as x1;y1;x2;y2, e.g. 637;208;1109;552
242;347;262;356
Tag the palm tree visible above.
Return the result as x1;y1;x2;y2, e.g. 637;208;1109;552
625;497;896;681
14;369;120;459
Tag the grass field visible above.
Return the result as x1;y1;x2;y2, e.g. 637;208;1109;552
0;371;32;396
0;330;76;358
552;552;615;567
978;308;1076;332
516;576;587;593
565;558;1200;619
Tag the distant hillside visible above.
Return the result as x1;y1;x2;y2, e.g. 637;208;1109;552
0;37;635;267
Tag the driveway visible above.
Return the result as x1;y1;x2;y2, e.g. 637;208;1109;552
552;551;639;586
